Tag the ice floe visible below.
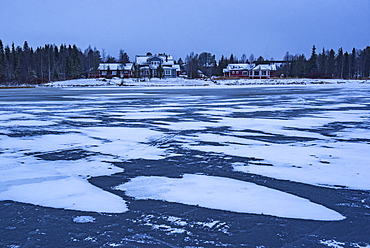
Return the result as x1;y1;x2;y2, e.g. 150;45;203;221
115;174;345;221
0;126;166;212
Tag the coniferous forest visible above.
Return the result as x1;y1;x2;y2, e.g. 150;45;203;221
0;40;101;85
0;39;369;85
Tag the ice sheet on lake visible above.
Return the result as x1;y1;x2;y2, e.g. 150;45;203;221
1;84;369;216
0;177;128;213
116;174;345;221
179;106;370;190
183;132;370;190
0;125;167;213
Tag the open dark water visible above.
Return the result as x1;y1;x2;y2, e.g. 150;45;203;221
0;85;370;247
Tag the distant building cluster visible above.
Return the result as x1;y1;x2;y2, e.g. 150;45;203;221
89;54;181;79
89;53;278;79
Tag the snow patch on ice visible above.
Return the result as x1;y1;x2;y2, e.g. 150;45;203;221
116;174;345;221
73;215;96;223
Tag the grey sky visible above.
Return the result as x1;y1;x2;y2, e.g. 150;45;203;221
1;0;369;61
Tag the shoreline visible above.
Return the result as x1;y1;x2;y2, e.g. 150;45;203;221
1;78;370;88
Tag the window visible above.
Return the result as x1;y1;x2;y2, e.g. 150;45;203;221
242;71;248;76
232;71;235;74
262;71;267;76
165;69;171;75
254;71;259;76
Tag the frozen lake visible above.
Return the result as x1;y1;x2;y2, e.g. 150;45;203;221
1;85;370;247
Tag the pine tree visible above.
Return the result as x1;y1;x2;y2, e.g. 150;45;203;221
349;48;357;78
343;52;350;78
336;48;344;78
229;54;236;63
328;49;336;77
119;49;130;64
71;45;82;78
0;39;4;82
177;58;184;71
359;46;370;78
157;64;164;78
318;48;327;77
256;56;265;62
216;55;228;76
308;45;318;75
107;65;112;79
133;64;141;78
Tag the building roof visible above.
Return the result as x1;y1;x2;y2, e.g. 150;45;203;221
252;64;277;71
135;54;175;66
98;63;133;71
172;64;181;71
223;63;277;73
123;63;133;70
98;63;120;71
230;64;253;70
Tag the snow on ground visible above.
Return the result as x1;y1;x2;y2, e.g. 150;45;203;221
115;174;345;221
44;77;370;87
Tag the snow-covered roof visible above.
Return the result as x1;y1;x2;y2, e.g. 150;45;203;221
252;64;277;71
224;64;253;72
172;64;181;71
223;63;277;72
135;56;149;65
98;63;133;71
123;63;133;70
160;55;174;66
135;54;175;66
98;63;120;71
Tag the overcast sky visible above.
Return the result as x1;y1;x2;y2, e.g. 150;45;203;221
1;0;369;61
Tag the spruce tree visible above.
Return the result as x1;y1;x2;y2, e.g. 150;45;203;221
308;45;318;75
343;52;350;78
0;40;4;82
328;49;336;77
349;48;357;78
336;48;344;78
157;64;164;78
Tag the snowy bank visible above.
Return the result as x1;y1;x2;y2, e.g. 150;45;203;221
43;78;370;87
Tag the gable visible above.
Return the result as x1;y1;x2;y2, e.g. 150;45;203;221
148;57;162;63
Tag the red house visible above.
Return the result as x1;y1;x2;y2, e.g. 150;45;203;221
223;63;277;79
223;64;252;78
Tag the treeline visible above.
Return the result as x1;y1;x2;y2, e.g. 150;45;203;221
185;52;263;78
1;39;370;84
279;46;370;78
0;40;101;84
185;46;370;79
